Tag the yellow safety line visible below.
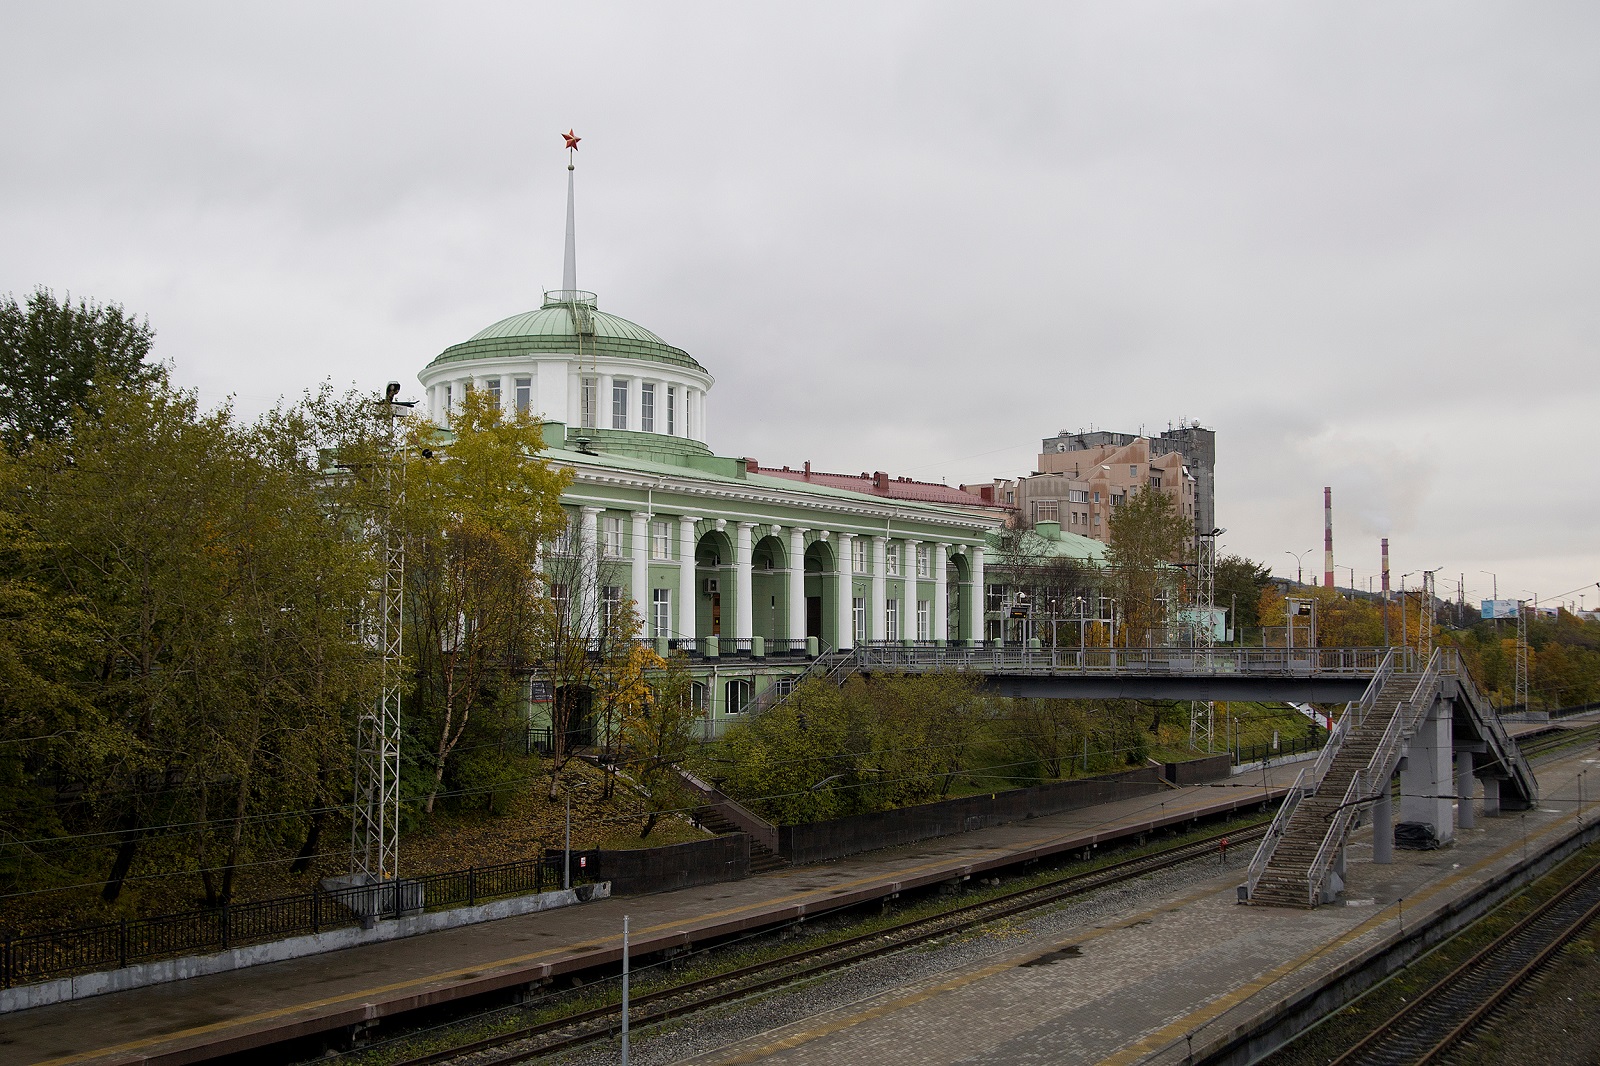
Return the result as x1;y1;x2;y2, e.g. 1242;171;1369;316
696;812;1577;1066
1097;811;1578;1065
34;788;1248;1066
706;884;1222;1065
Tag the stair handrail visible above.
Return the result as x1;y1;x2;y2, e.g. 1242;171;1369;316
1306;769;1366;905
1246;766;1310;898
1440;648;1539;806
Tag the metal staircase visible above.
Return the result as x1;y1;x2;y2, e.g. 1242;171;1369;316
1244;648;1539;908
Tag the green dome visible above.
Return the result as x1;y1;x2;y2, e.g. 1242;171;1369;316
427;291;706;372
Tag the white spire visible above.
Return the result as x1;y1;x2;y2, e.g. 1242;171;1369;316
562;162;577;294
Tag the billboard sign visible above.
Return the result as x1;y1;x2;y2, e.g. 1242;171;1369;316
1480;599;1519;620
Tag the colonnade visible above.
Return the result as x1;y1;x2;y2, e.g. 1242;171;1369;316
426;369;707;442
561;510;985;648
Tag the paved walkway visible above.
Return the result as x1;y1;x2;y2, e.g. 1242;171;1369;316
0;770;1293;1066
679;752;1597;1065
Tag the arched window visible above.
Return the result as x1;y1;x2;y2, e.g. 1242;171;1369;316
725;679;751;714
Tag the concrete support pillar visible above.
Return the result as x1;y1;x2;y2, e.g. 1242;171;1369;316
734;523;755;642
967;545;986;644
933;543;950;645
1400;698;1455;843
870;537;888;642
630;511;650;632
1481;775;1501;817
902;541;918;642
836;533;856;650
676;515;698;642
788;528;808;641
1457;753;1476;830
579;506;601;639
1372;778;1393;864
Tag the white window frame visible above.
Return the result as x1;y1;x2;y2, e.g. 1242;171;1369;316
640;382;655;433
916;544;930;578
885;545;900;577
917;599;930;640
665;386;676;435
651;520;671;559
514;376;531;414
852;596;867;641
601;585;622;627
486;377;501;408
611;380;628;430
885;599;899;641
580;377;597;428
651;588;671;636
852;539;867;573
725;678;751;714
602;516;623;558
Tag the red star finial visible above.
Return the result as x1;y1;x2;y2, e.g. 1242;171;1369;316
562;129;581;151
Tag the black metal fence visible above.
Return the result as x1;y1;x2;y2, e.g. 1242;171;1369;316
1234;732;1325;766
1;854;573;990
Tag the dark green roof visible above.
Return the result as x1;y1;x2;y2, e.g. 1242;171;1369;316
427;292;706;372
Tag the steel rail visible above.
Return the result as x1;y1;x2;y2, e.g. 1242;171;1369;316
375;824;1269;1066
1327;856;1600;1066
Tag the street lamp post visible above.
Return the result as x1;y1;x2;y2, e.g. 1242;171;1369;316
1286;549;1314;586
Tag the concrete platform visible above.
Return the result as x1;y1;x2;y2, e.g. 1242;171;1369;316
0;770;1293;1066
676;751;1598;1066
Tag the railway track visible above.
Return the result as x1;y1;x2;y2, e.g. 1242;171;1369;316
1327;855;1600;1066
362;822;1267;1066
1517;721;1600;760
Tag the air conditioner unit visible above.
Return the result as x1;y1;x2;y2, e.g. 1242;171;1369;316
704;578;719;594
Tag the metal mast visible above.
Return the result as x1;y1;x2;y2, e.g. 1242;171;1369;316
1420;570;1436;663
352;387;407;882
1189;528;1222;752
1514;600;1530;711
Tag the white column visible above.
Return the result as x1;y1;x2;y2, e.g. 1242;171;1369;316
579;506;601;638
870;536;888;641
626;375;642;432
966;544;986;643
836;533;856;650
734;522;755;642
902;540;918;642
630;511;650;631
501;376;516;419
933;543;950;645
677;515;698;641
788;528;808;642
600;373;614;429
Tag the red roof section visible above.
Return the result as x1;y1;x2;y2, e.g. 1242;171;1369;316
746;459;1014;511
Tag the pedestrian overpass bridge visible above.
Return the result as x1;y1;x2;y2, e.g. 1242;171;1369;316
839;642;1538;907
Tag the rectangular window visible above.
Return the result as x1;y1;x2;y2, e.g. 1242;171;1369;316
666;386;676;435
885;600;899;641
515;377;531;414
852;596;867;641
651;520;671;559
852;539;867;573
444;383;453;413
486;377;501;407
1033;499;1059;523
916;544;930;578
1150;475;1162;488
1093;491;1100;503
1069;489;1089;503
603;516;623;557
580;377;597;428
611;380;628;430
917;600;930;640
885;545;899;577
986;584;1004;611
552;516;574;554
640;383;655;433
550;582;570;623
1130;465;1138;477
651;588;671;636
601;585;621;627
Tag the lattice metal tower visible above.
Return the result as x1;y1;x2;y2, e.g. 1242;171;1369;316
352;390;407;882
1420;570;1436;663
1514;600;1530;711
1188;531;1220;751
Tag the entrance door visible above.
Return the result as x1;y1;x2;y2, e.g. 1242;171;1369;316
711;592;722;636
806;596;822;639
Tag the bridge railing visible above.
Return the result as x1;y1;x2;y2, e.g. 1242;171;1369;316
1438;648;1538;806
849;643;1400;677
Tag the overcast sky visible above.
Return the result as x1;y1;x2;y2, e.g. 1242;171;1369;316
3;2;1597;608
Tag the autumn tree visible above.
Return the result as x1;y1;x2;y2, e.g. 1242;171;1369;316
0;287;155;454
398;387;569;815
1104;487;1191;645
620;653;698;838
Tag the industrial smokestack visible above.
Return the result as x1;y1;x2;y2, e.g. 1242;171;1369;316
1381;538;1390;597
1323;486;1335;589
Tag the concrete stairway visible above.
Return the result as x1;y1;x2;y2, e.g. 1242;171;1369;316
696;806;787;872
1250;674;1416;908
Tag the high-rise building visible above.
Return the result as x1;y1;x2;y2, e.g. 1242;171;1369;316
1040;422;1216;535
